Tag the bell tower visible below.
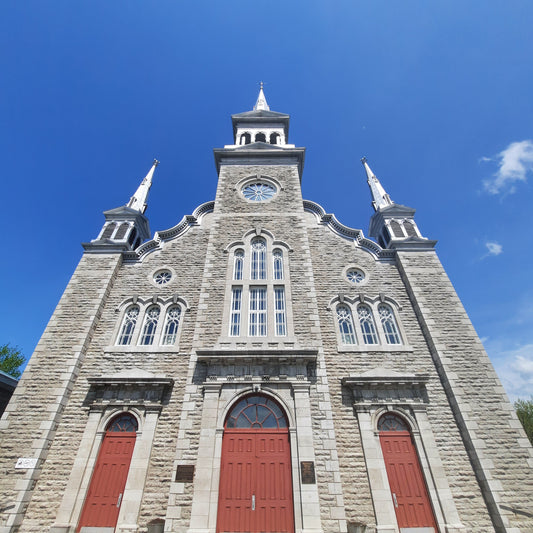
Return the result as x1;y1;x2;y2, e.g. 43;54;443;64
363;157;436;250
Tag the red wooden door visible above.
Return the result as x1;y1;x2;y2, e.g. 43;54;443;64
217;395;294;533
380;432;437;531
77;415;137;532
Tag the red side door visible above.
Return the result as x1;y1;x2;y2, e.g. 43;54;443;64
217;430;294;533
380;432;437;531
77;432;136;532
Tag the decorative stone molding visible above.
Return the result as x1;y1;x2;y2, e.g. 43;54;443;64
85;368;174;410
303;200;396;260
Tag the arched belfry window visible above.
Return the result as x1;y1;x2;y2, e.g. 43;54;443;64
225;395;288;429
251;238;267;280
101;222;117;239
270;132;280;144
240;132;251;145
255;132;266;143
117;305;140;345
378;304;401;345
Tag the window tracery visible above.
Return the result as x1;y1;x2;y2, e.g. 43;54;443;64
358;305;378;344
161;306;182;345
378;304;401;345
139;306;160;345
118;305;140;345
337;305;356;345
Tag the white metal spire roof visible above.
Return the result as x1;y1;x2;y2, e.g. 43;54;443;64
253;82;270;111
127;159;159;214
361;157;394;211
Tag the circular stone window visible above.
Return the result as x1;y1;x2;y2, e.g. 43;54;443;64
153;269;172;285
346;268;365;284
242;182;277;202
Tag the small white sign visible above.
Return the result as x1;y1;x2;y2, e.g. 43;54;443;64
15;458;37;469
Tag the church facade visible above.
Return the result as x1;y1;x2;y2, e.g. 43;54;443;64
1;89;532;533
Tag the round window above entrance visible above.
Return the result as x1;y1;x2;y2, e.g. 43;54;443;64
225;395;288;429
241;181;277;202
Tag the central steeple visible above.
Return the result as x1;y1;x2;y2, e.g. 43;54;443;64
253;82;270;111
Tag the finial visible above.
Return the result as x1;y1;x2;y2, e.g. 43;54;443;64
153;159;160;167
260;81;264;89
361;156;367;164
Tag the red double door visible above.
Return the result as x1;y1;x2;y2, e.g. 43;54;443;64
77;432;136;532
217;429;294;533
380;432;437;531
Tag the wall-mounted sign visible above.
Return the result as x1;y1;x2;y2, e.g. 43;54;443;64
15;458;37;469
175;465;195;482
301;461;316;484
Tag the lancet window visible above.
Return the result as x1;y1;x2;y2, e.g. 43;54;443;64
115;299;186;347
333;298;403;348
117;305;140;345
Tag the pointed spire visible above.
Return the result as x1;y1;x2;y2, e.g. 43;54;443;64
127;159;159;214
361;157;394;211
253;82;270;111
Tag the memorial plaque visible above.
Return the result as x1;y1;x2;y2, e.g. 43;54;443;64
301;461;316;484
175;465;195;482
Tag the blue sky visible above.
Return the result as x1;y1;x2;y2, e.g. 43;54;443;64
1;1;532;400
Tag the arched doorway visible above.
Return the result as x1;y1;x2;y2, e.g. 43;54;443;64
217;394;294;533
77;413;138;532
378;413;438;532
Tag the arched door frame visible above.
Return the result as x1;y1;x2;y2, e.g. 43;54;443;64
187;382;323;533
354;404;464;533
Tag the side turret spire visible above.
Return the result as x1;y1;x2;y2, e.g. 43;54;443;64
361;157;393;211
127;159;159;214
253;82;270;111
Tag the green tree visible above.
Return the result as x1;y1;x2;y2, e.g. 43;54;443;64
0;343;24;379
514;397;533;445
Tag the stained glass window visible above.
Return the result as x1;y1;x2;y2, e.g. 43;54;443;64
337;305;356;344
358;305;378;344
139;306;160;345
249;287;267;336
242;183;276;202
346;268;365;284
233;249;244;280
275;287;287;336
378;304;401;345
226;395;287;429
117;305;140;345
251;238;267;279
273;249;283;280
378;413;409;432
161;306;181;345
229;288;242;336
107;413;138;433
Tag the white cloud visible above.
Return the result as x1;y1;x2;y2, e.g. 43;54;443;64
485;241;503;256
483;140;533;194
485;342;533;401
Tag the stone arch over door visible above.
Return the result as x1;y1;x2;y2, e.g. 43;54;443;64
217;394;295;533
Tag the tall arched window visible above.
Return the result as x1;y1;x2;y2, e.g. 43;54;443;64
233;249;244;280
378;304;401;345
358;304;378;344
273;249;283;280
161;306;181;345
337;305;356;344
251;238;267;280
139;306;160;345
117;305;140;345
